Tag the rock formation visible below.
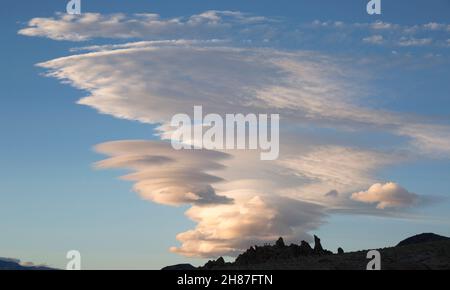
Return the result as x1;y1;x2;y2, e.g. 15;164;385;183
313;235;324;253
275;237;285;247
299;240;314;256
228;235;332;268
203;257;226;269
162;232;450;270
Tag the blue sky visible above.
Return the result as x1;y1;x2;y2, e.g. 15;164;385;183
1;0;450;269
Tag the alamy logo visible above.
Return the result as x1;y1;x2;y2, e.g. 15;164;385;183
66;250;81;270
367;0;382;15
66;0;81;15
170;106;280;160
366;250;381;270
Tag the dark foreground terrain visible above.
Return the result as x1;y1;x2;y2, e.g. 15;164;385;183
1;233;449;270
164;233;450;270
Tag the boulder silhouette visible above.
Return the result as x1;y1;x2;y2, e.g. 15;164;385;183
275;237;285;247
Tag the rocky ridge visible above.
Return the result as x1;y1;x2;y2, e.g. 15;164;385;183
163;233;450;270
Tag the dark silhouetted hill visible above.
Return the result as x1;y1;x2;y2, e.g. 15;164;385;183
161;263;197;270
0;257;54;270
163;233;450;270
396;233;450;247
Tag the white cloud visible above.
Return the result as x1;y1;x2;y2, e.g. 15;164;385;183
398;37;433;47
371;21;397;30
424;22;444;31
363;35;384;45
310;20;346;28
351;182;418;209
36;43;360;126
423;22;450;31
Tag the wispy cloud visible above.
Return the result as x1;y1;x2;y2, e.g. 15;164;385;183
423;22;450;32
18;11;270;41
398;37;433;47
36;41;450;156
363;35;384;45
308;19;450;48
277;146;397;200
370;21;398;30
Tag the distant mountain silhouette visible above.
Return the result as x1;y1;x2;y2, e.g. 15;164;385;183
0;257;54;270
163;233;450;270
396;233;450;247
161;263;197;270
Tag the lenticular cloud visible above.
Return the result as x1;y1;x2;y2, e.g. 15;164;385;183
19;11;441;258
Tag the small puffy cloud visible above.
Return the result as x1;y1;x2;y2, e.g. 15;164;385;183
310;20;345;28
351;182;418;209
363;35;384;45
371;21;396;30
423;22;450;31
424;22;443;31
